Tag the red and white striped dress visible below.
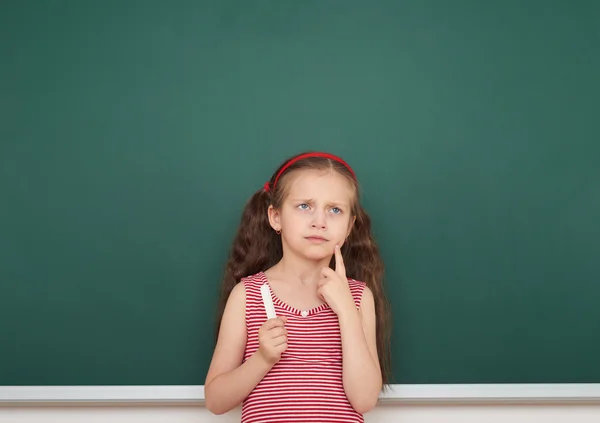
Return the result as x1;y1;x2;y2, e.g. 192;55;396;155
241;271;366;423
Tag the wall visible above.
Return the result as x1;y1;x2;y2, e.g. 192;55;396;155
2;404;600;423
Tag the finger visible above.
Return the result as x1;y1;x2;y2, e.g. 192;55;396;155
271;317;288;327
317;284;326;302
334;244;346;277
275;341;288;352
273;335;288;347
264;318;283;330
320;267;335;278
269;327;286;337
272;332;287;341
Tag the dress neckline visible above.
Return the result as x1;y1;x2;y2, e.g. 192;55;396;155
257;271;330;317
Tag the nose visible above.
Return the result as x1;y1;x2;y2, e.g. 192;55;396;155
311;209;327;230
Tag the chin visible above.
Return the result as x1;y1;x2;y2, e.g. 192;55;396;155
301;248;333;261
285;240;336;261
303;254;329;262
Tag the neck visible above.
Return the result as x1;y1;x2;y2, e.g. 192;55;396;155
273;251;331;285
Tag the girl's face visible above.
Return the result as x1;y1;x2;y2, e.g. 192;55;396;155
268;169;355;262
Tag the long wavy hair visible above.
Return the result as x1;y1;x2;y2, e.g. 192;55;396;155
214;152;392;386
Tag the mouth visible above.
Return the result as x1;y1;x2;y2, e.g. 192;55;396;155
305;236;329;242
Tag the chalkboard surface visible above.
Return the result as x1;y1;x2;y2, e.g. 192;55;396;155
1;0;599;386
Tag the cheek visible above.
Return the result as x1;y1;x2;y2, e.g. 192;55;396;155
280;211;304;229
331;216;351;234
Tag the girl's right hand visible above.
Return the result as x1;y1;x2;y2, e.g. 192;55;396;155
257;316;288;365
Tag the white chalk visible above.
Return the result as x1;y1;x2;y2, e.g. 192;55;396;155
260;283;277;320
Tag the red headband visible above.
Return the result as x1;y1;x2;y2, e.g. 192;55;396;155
263;152;356;193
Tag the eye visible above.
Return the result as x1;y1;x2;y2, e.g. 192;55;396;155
330;207;342;214
298;203;310;210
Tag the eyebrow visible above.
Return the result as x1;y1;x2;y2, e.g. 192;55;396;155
289;198;350;207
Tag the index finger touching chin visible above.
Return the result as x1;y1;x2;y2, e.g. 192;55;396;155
334;244;346;276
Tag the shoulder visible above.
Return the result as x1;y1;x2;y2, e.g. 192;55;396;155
225;272;264;304
224;281;246;311
347;278;370;308
228;272;267;304
347;279;376;320
240;272;266;292
347;277;366;291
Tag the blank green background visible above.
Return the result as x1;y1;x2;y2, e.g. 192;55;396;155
1;1;599;386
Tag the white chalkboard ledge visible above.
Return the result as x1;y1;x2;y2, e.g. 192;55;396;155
1;384;599;406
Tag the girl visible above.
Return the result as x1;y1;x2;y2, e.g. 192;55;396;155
205;151;391;422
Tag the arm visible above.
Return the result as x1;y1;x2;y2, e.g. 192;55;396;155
338;286;382;414
204;283;272;415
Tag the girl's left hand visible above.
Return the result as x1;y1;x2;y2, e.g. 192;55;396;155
318;245;356;317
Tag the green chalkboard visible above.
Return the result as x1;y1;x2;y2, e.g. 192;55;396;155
1;1;599;386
